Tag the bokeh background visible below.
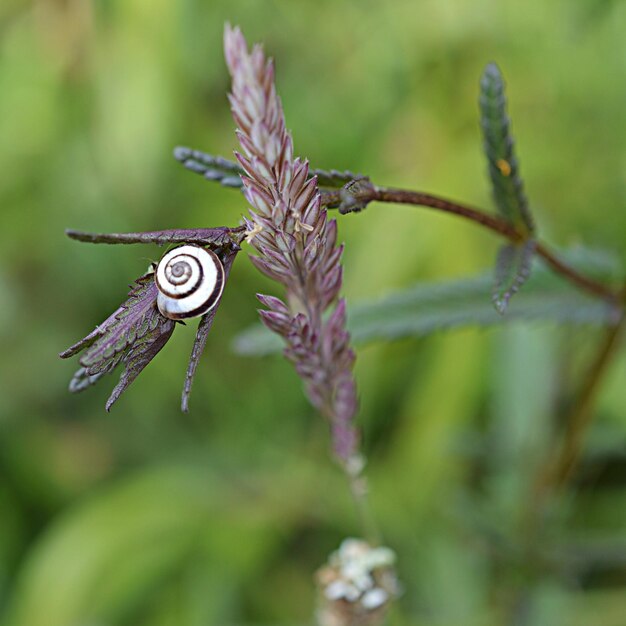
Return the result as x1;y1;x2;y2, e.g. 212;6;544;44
1;1;625;625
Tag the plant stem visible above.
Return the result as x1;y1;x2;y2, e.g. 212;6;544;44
548;307;626;489
507;302;625;626
370;187;622;303
372;187;521;240
322;185;622;305
343;461;381;544
174;151;622;305
332;181;625;516
523;296;625;533
533;242;619;303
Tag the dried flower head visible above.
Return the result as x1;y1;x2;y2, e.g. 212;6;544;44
316;539;399;626
224;24;360;462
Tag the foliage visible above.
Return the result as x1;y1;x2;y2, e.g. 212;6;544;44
233;248;621;355
479;63;534;235
1;2;625;626
479;62;537;313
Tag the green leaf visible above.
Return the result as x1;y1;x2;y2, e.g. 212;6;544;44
313;167;365;189
3;464;300;626
173;146;362;190
4;466;217;626
493;239;536;314
233;248;621;356
479;63;534;234
173;147;244;187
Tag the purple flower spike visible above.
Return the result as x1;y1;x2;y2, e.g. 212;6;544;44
224;25;360;463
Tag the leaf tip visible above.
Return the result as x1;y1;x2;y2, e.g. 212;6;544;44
492;294;510;316
483;61;502;79
173;146;191;162
181;395;190;413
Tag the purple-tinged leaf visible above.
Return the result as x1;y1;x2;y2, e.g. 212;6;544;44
180;248;239;412
77;275;161;370
106;318;176;411
66;227;243;248
60;305;124;359
179;312;213;414
62;272;177;408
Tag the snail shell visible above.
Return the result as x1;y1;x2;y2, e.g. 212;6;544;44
155;245;225;320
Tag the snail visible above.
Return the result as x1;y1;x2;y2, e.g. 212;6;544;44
155;245;225;320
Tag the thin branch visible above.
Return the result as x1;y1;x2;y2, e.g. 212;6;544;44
534;243;619;303
325;184;622;305
172;151;622;306
521;297;625;543
173;146;363;190
372;187;521;239
548;308;626;488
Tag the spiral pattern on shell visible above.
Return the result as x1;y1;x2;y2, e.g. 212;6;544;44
155;245;225;320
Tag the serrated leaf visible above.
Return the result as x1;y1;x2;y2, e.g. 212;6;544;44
61;241;241;411
105;317;175;411
66;226;240;247
181;248;239;412
61;272;176;407
480;63;534;233
493;239;536;314
233;248;621;356
63;274;162;373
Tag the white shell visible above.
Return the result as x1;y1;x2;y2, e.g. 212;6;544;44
155;245;225;320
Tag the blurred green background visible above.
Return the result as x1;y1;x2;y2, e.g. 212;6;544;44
1;1;625;625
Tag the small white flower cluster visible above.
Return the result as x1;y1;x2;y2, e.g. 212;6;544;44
316;539;399;626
